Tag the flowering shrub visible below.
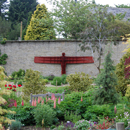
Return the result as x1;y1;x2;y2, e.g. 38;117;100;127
93;116;114;129
74;119;93;130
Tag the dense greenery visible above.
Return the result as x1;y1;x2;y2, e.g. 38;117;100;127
50;0;91;39
8;0;38;24
0;66;15;129
24;4;56;40
115;51;130;96
93;52;119;105
66;72;92;92
22;69;46;102
0;50;8;65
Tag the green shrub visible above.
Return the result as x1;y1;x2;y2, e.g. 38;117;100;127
64;111;81;123
74;119;93;130
43;79;49;84
22;69;46;102
51;76;62;86
61;74;67;84
58;91;93;116
115;52;130;96
10;120;22;130
83;105;113;121
66;72;93;92
47;74;55;80
11;69;25;79
32;104;56;127
6;104;35;126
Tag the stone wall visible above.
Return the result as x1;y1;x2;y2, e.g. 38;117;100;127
0;40;128;77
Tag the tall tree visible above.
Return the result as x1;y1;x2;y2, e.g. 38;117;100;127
79;5;130;73
0;16;11;38
0;0;9;18
8;0;38;27
48;0;91;39
24;4;56;40
93;51;119;105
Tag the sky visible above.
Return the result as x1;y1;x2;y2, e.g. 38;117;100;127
38;0;130;10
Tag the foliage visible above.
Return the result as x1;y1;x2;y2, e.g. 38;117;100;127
74;119;93;130
64;111;81;123
115;4;130;8
49;0;91;39
45;74;55;80
24;4;56;40
125;85;130;101
0;38;6;45
46;87;65;94
0;16;11;39
83;105;114;121
93;116;114;129
0;66;8;88
66;72;92;92
0;0;9;18
0;50;8;65
0;88;15;128
79;5;130;73
11;69;25;79
58;91;93;117
61;74;67;84
32;104;56;127
7;23;21;40
8;0;38;27
22;69;46;102
10;120;22;130
6;104;35;126
93;52;120;105
51;76;62;86
115;51;130;96
115;107;130;127
43;79;49;84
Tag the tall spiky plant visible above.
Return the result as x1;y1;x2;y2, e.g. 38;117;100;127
93;52;119;105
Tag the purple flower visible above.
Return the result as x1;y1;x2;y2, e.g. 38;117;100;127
66;121;75;128
94;122;97;124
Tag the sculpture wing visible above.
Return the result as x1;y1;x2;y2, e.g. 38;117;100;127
34;57;62;64
65;56;94;64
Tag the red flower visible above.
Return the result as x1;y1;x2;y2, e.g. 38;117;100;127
10;87;12;90
14;100;17;107
8;84;12;87
7;88;10;90
13;85;16;88
18;84;22;87
5;84;7;87
21;100;24;106
81;96;83;102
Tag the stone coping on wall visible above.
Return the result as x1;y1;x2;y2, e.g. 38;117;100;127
6;39;126;43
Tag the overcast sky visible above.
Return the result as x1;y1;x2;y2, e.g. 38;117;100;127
38;0;130;10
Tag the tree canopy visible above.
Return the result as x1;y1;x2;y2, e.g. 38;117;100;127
24;4;56;40
49;0;91;39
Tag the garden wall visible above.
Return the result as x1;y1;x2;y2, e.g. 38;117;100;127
0;40;128;77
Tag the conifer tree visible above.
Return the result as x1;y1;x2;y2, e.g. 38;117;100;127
24;4;56;40
93;52;119;105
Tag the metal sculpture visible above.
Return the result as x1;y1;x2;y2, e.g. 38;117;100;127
34;53;94;75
